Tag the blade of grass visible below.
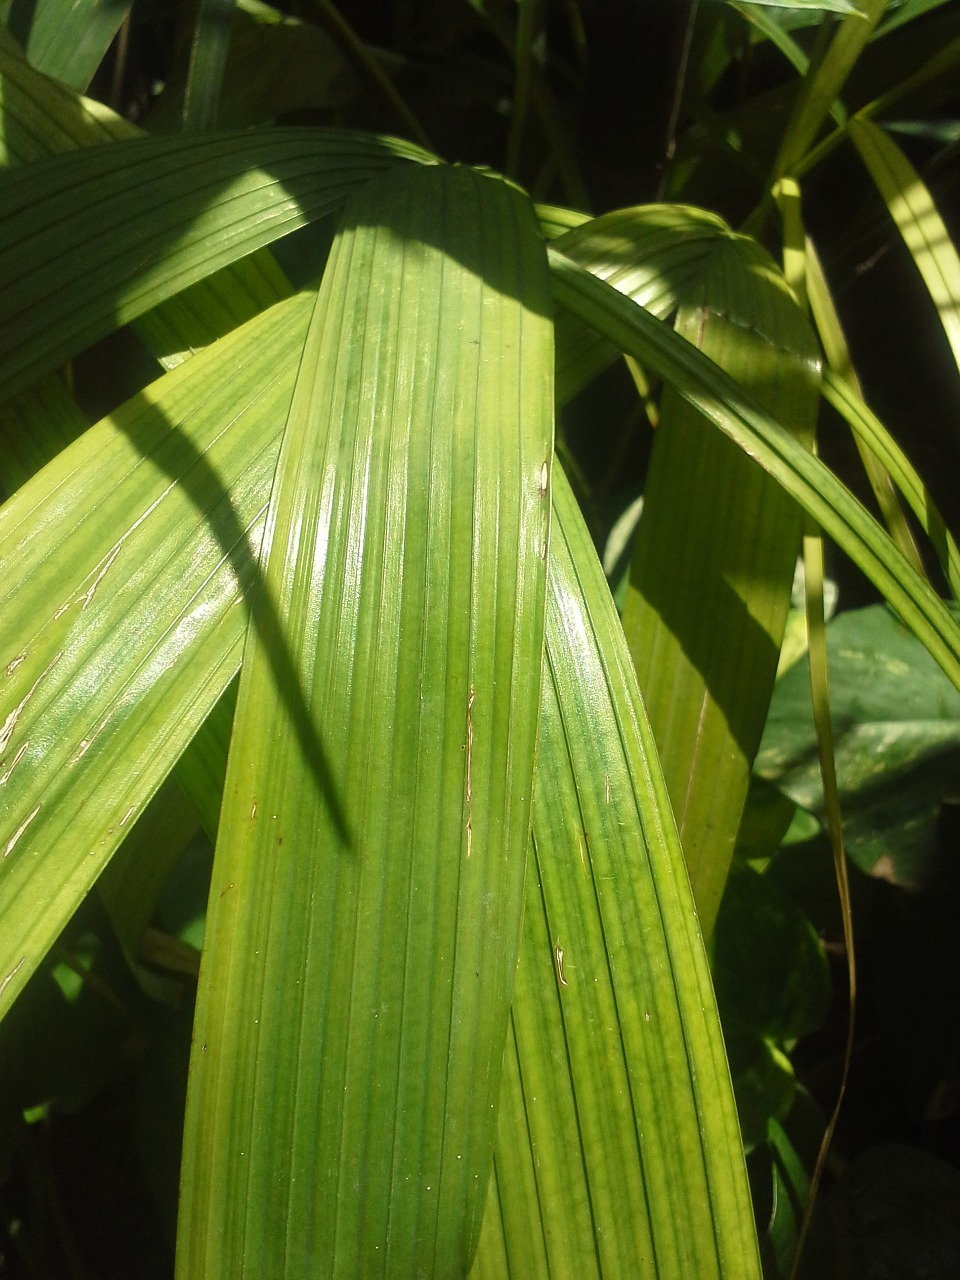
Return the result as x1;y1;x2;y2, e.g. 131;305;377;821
299;0;434;150
182;0;237;132
789;517;856;1280
849;116;960;380
733;0;859;12
804;233;927;576
506;0;542;179
820;368;960;599
771;0;886;180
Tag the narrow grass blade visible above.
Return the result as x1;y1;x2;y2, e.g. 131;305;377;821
182;0;237;131
804;233;927;577
0;291;315;1020
821;368;960;599
792;519;857;1276
622;232;820;935
177;165;554;1278
732;0;859;13
772;0;886;179
849;116;960;380
548;246;960;690
473;465;761;1279
877;0;955;34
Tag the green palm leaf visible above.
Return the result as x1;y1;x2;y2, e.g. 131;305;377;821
0;291;313;1017
0;128;432;398
176;163;554;1278
474;465;761;1279
549;246;960;691
623;232;821;932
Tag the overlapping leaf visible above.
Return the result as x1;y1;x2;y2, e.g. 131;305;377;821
549;247;960;693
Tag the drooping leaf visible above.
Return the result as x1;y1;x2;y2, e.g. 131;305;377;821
553;203;731;404
0;33;293;378
177;164;554;1278
849;116;960;380
804;235;926;578
820;369;960;600
0;128;433;399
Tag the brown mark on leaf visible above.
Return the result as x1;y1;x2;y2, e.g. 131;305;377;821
219;882;235;899
0;957;26;1000
0;652;62;755
5;653;26;677
554;944;567;987
466;688;475;857
605;773;610;805
4;803;41;858
0;741;28;786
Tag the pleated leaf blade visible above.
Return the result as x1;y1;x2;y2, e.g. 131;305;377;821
473;465;761;1279
549;247;960;692
0;291;313;1017
0;128;432;399
622;233;821;933
176;164;554;1277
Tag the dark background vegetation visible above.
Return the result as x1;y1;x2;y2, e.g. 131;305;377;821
3;2;960;1276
